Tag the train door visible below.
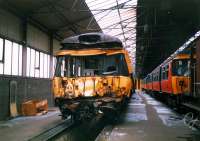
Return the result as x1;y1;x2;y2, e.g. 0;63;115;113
168;63;173;94
161;64;172;93
159;67;162;92
161;65;167;93
150;74;153;90
152;73;154;91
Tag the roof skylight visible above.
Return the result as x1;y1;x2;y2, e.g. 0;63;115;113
85;0;137;68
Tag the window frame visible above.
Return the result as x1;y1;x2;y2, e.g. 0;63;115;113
0;36;53;79
26;46;51;78
0;38;5;63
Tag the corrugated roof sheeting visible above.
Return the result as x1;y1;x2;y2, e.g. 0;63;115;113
0;0;101;39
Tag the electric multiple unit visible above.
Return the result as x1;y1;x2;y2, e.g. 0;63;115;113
53;33;134;121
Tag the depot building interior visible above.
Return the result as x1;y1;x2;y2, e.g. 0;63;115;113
0;0;200;141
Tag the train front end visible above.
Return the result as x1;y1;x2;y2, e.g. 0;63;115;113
171;54;191;95
52;33;133;120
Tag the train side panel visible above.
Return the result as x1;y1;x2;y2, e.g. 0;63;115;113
161;63;173;94
152;81;160;92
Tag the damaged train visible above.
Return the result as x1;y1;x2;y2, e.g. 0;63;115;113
53;33;134;121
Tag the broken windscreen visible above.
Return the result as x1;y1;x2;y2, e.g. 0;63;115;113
55;54;129;77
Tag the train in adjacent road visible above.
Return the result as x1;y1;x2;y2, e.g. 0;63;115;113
53;33;134;121
142;31;200;107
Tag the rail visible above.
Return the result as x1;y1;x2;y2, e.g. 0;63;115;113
28;118;74;141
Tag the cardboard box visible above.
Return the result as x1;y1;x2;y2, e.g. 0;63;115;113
21;99;48;116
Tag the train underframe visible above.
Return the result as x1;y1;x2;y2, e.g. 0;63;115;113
55;95;129;121
144;89;199;108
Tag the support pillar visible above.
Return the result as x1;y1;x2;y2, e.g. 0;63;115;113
22;19;27;77
49;33;54;78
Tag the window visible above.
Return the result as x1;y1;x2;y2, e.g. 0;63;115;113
30;49;35;77
0;38;3;62
44;54;48;78
157;72;159;81
0;38;3;74
0;38;52;78
4;40;12;75
162;67;165;80
40;52;44;78
0;39;23;76
26;48;51;78
172;59;190;76
11;43;22;76
47;55;50;78
55;54;129;77
26;47;31;76
162;65;169;80
18;45;22;75
12;43;19;75
166;65;169;79
35;51;40;77
53;57;56;76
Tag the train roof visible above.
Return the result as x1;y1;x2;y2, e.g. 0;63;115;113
162;30;200;65
61;32;123;49
144;30;200;78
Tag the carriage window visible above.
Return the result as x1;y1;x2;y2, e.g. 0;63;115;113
162;67;165;79
156;72;158;81
154;73;158;81
166;65;169;79
162;66;168;80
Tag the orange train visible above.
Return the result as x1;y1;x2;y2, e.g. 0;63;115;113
53;33;134;121
142;37;194;105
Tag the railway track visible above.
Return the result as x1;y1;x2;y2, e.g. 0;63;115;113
28;118;74;141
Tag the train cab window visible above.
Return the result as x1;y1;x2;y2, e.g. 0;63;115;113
55;54;129;77
172;59;190;76
85;57;98;69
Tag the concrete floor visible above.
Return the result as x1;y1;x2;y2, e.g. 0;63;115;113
0;108;62;141
96;92;200;141
1;93;200;141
